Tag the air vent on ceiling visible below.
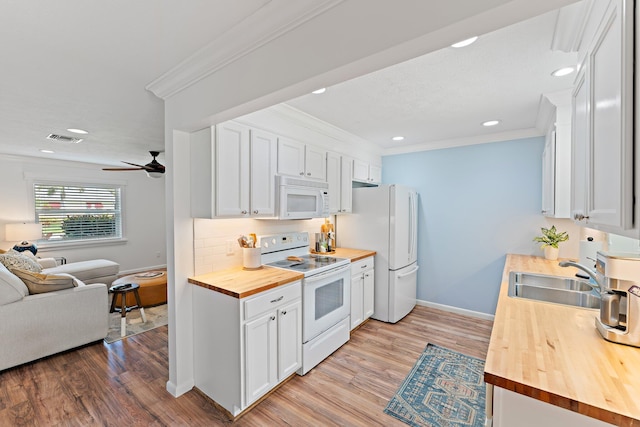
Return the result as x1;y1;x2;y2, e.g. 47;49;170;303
46;134;83;143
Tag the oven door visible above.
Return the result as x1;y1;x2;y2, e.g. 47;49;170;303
302;264;351;343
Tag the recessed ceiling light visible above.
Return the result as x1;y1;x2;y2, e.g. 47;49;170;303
66;128;89;134
551;67;575;77
392;136;404;141
482;120;501;127
451;36;478;48
311;88;326;94
40;149;55;154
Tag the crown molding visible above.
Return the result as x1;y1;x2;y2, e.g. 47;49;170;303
146;0;344;100
382;128;543;156
551;0;595;53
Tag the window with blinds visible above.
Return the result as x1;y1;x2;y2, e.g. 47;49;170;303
34;183;122;242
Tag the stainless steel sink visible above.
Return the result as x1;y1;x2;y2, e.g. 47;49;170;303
508;272;600;309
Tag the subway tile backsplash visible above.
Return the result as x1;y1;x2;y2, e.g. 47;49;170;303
193;217;325;275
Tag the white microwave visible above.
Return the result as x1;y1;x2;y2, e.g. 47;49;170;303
275;175;329;219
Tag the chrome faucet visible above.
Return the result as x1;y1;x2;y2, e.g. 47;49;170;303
558;260;601;292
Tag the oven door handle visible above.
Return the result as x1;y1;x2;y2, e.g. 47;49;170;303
303;264;350;284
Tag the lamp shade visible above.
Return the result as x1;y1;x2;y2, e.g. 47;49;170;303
5;223;42;242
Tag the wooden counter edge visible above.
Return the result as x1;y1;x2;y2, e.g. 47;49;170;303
484;372;639;426
188;272;303;299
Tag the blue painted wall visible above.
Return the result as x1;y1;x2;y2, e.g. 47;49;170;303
383;137;545;315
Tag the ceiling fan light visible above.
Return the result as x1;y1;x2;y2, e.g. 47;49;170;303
146;171;164;179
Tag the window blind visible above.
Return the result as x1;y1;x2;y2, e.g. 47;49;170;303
34;183;122;242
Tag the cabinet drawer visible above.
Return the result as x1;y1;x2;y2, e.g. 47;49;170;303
351;257;374;275
244;281;301;320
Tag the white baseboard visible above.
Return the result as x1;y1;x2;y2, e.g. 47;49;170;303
166;379;194;397
417;299;495;321
119;264;167;276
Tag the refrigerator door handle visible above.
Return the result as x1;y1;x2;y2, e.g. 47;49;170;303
397;266;419;278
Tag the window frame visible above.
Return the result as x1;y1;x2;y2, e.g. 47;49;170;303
31;179;127;248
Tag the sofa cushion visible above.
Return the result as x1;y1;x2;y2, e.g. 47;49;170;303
0;250;43;273
10;268;77;294
42;259;119;282
0;262;28;305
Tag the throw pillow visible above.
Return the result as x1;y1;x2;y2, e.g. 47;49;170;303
0;263;28;305
0;250;43;273
10;268;77;294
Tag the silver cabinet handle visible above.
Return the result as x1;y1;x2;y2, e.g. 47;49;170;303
270;296;284;304
241;210;248;215
573;213;589;221
361;264;367;269
281;310;287;316
299;172;304;175
253;210;258;214
270;316;276;321
307;172;311;176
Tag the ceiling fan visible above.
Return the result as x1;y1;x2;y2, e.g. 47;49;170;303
103;150;165;178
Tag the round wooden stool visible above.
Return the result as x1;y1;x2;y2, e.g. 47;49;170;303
109;283;147;337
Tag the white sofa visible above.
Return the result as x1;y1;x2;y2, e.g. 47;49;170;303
38;258;119;285
0;259;112;371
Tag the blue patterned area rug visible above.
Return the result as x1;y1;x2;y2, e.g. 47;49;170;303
384;344;486;427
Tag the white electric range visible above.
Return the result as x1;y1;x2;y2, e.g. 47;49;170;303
260;232;351;375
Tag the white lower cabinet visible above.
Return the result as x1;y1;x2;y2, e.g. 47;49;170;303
350;257;374;330
193;281;302;417
492;387;612;427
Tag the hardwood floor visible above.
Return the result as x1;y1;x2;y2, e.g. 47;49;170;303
0;306;493;426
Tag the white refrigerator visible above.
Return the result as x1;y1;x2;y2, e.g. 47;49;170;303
337;184;419;323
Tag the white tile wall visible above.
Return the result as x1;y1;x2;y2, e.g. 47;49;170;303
193;217;326;275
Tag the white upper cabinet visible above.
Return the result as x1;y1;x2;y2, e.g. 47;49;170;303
353;159;382;184
249;129;278;217
277;138;326;181
190;122;277;218
571;0;635;236
571;60;589;223
326;152;353;214
541;91;572;219
216;122;250;217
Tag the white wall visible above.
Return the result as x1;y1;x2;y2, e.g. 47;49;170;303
0;154;166;273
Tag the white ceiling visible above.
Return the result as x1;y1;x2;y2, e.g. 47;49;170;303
0;0;579;168
286;7;578;154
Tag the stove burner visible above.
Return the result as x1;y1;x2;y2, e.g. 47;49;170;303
265;254;348;275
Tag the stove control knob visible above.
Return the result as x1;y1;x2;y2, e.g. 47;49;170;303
271;238;277;245
263;242;269;248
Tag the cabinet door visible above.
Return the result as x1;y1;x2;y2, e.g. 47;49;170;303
369;165;382;184
277;300;302;380
244;312;278;406
305;145;327;180
326;152;341;214
586;0;634;230
363;269;374;320
277;138;305;177
352;159;369;182
216;122;250;217
541;130;556;217
571;62;589;223
340;156;353;213
350;273;364;330
250;129;277;217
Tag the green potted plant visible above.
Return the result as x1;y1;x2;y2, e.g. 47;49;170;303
533;225;569;260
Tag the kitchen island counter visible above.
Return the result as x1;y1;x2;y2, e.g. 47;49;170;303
485;254;640;425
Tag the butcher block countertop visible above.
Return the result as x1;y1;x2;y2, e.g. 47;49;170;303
331;248;376;262
188;266;303;299
485;254;640;425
